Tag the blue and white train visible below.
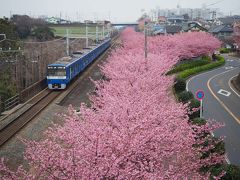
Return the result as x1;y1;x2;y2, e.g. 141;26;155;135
47;38;111;89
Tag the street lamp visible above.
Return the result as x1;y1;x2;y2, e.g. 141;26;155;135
144;21;148;59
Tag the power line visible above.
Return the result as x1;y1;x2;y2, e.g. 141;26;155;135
205;0;224;7
0;37;65;44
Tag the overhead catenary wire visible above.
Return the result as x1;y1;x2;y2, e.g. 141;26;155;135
0;37;66;44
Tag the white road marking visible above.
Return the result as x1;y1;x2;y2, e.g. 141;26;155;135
186;66;226;91
217;89;231;97
228;75;240;98
227;59;234;62
225;66;234;70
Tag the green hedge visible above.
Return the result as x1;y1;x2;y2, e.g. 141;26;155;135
177;90;194;103
167;56;211;75
222;164;240;179
178;55;225;79
174;77;186;93
204;164;240;180
219;48;230;54
188;99;201;119
190;117;206;125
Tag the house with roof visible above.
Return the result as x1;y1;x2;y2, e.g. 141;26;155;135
167;15;185;25
158;16;167;24
182;22;207;32
209;24;234;48
218;15;240;26
46;17;59;24
46;17;71;24
209;25;233;40
166;25;182;35
152;24;166;35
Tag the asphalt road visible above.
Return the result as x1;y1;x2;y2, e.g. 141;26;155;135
187;54;240;166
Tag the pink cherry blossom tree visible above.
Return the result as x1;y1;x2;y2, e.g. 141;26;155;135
234;22;240;49
0;28;225;179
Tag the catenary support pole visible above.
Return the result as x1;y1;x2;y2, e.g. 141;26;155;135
66;29;69;56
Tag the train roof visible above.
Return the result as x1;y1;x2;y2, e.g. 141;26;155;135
48;38;111;67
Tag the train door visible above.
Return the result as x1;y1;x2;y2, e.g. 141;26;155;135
70;67;73;79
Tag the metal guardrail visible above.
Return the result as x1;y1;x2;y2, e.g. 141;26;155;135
0;78;47;115
3;94;20;111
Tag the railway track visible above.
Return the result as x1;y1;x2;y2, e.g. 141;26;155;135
0;34;121;147
0;90;61;146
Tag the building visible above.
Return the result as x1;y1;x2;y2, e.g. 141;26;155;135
182;22;207;32
46;17;59;24
219;16;240;25
167;15;185;24
209;25;233;39
156;7;217;21
84;20;94;24
166;25;182;35
158;16;167;24
46;17;71;24
152;25;166;35
209;24;234;48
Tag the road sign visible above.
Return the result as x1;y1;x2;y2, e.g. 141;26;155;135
196;90;204;118
196;90;204;100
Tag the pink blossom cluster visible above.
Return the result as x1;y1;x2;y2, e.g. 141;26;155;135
0;28;224;179
234;23;240;48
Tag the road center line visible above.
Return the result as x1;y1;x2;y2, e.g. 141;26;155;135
186;66;225;91
207;68;240;124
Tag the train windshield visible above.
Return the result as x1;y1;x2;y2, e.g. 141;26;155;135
47;66;66;76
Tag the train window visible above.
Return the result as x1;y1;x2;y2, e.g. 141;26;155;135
47;66;66;76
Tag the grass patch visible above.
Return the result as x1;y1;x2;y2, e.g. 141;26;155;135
167;56;211;75
177;55;225;79
219;48;230;53
50;26;104;38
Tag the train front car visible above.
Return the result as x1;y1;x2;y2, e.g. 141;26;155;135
47;65;68;89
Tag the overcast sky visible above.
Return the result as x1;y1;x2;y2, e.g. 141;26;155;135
0;0;239;22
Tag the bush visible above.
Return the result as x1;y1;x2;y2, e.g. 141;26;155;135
177;90;194;103
206;164;240;180
191;117;206;126
219;48;230;54
178;55;225;79
188;99;201;119
189;99;200;108
174;78;186;93
167;56;211;75
222;164;240;179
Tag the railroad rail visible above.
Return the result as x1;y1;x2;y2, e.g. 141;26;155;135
0;90;60;146
0;35;121;147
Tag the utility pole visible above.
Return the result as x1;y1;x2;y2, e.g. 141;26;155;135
103;25;105;39
86;22;88;47
66;29;69;56
96;24;98;43
144;21;148;59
